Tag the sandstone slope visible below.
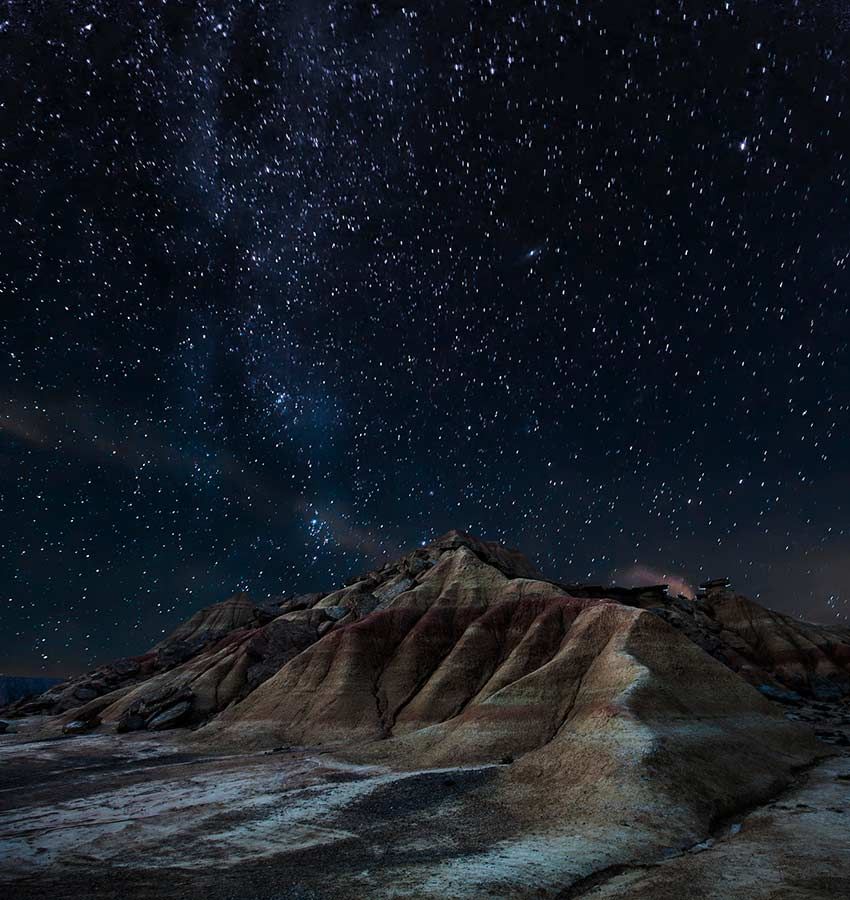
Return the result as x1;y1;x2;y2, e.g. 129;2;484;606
13;530;850;747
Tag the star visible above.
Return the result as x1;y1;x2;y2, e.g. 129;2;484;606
1;1;847;674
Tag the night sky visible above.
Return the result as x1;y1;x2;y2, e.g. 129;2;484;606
3;1;850;676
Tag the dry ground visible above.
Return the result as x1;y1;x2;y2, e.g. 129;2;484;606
1;714;847;899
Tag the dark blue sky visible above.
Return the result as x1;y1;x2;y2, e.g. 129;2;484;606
2;1;849;675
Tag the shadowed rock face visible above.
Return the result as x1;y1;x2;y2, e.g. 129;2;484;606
1;531;544;721
0;676;61;707
153;591;270;654
101;611;326;731
1;593;275;720
705;590;850;697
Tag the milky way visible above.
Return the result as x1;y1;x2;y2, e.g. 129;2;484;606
2;2;849;674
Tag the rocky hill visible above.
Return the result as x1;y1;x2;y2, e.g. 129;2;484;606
7;530;850;743
1;591;274;723
3;530;849;899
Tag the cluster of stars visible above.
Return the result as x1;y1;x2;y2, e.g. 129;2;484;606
1;1;849;673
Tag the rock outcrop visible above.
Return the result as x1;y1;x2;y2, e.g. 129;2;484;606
1;593;275;719
153;592;270;655
183;539;823;880
628;580;850;701
99;610;326;731
0;676;62;707
200;543;818;789
548;576;850;701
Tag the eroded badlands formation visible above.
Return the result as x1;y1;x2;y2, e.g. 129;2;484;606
2;531;849;898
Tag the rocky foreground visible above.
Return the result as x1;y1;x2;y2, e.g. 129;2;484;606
2;531;849;898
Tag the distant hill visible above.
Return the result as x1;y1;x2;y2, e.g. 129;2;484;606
0;675;62;707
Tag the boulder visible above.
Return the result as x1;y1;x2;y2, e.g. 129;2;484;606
146;701;192;731
404;555;433;577
324;606;349;621
758;684;803;704
116;712;146;733
277;592;324;614
373;576;415;604
111;658;141;677
62;716;100;736
73;686;99;702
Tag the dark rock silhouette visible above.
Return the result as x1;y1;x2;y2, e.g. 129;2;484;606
0;675;62;707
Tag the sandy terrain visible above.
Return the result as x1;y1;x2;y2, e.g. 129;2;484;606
1;715;847;899
0;721;513;899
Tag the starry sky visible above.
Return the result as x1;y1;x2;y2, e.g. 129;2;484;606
2;1;850;676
